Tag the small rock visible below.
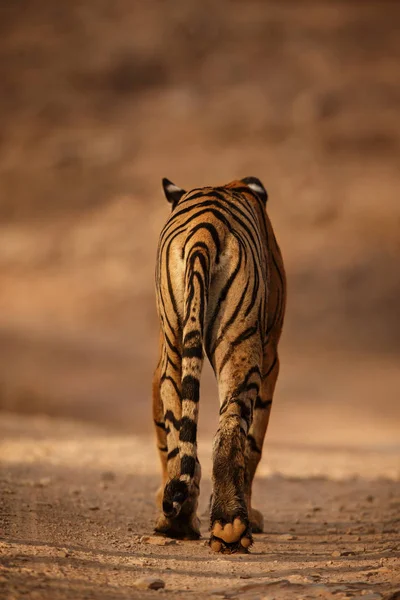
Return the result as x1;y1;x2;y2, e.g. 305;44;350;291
312;506;322;512
89;505;100;511
35;477;52;488
278;533;297;541
288;574;314;584
134;577;165;590
377;566;391;574
332;550;342;557
139;535;176;546
366;495;374;503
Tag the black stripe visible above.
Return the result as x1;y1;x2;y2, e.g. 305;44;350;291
255;397;272;410
179;190;209;204
183;330;201;345
182;346;203;359
166;241;182;330
218;324;259;375
154;420;166;430
181;455;196;477
164;333;182;359
219;382;259;416
164;410;181;430
158;445;168;453
181;375;200;402
219;397;252;424
205;243;243;355
183;240;210;260
262;354;278;380
211;277;250;356
167;447;179;461
160;374;182;400
193;271;205;334
185;223;221;261
245;258;260;317
166;355;178;371
247;434;262;454
179;417;197;443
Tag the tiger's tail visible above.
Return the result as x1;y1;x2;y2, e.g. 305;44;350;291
162;232;213;518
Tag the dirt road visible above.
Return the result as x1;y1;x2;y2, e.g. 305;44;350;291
0;413;399;599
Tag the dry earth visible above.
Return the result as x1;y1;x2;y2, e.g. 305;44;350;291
0;2;400;599
1;413;399;600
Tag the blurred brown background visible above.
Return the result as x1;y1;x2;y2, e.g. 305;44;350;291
0;0;399;447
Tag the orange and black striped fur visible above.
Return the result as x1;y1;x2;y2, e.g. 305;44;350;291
153;177;286;553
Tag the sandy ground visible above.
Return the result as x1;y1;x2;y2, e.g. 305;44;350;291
0;4;399;598
0;413;399;600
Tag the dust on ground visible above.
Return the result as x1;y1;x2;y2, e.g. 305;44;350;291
0;2;400;598
0;413;399;600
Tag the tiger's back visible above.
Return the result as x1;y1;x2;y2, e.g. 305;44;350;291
153;177;286;553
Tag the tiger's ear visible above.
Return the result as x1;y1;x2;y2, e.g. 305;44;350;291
241;176;268;204
162;178;186;207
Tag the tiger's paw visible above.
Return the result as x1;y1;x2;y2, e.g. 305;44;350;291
249;507;264;534
154;513;201;540
209;517;253;554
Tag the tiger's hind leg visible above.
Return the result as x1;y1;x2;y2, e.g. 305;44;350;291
153;336;201;540
152;340;168;510
209;339;262;553
244;346;280;533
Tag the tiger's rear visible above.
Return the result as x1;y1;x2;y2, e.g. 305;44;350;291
153;177;286;553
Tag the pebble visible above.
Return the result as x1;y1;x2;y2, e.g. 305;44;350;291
278;533;297;541
332;550;342;557
139;535;177;546
287;574;314;584
35;477;52;488
133;577;165;590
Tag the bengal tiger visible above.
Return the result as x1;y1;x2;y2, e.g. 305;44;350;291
152;176;286;553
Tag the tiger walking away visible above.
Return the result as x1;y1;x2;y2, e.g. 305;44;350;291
153;176;286;553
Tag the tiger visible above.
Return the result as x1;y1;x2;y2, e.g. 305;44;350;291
152;176;286;553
